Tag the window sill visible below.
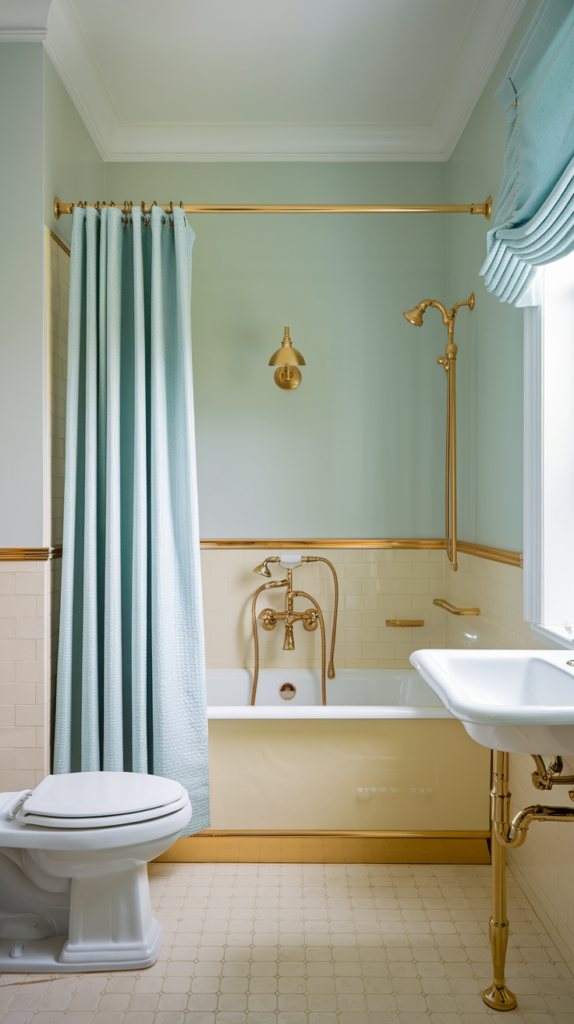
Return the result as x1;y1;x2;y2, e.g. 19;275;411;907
530;623;574;650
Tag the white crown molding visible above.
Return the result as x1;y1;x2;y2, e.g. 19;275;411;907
44;0;120;159
0;0;54;40
105;124;443;163
432;0;528;160
44;0;528;162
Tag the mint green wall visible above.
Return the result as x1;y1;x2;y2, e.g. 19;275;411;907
107;163;448;538
44;53;105;247
0;44;46;546
445;1;540;553
0;47;104;546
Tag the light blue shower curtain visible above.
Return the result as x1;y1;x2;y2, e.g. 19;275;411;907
480;0;574;305
54;204;209;834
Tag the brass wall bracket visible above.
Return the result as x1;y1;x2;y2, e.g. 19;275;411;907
385;619;424;627
433;598;480;616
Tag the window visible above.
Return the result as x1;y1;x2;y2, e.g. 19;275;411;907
525;250;574;648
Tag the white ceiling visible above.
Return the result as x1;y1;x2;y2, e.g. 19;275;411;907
8;0;528;160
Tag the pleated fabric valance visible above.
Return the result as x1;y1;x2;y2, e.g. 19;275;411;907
480;0;574;306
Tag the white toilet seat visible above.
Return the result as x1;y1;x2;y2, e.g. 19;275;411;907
14;771;187;830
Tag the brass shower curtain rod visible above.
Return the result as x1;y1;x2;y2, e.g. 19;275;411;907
54;196;492;219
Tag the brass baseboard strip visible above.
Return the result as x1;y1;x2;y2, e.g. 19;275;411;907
156;830;491;865
200;539;522;567
0;545;62;562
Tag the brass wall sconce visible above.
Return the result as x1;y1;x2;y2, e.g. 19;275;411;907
403;293;475;571
269;327;305;390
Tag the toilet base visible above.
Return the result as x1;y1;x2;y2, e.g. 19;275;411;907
0;917;163;972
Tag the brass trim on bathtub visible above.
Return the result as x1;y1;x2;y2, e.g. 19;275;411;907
0;545;62;562
200;538;523;567
156;830;491;865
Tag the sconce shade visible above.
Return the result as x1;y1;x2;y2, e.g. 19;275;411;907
403;306;424;327
269;327;306;366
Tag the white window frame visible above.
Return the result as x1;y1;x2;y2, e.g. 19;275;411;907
524;253;574;649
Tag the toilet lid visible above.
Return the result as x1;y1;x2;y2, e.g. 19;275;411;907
16;772;187;829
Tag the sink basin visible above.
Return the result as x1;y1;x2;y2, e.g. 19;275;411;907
410;649;574;754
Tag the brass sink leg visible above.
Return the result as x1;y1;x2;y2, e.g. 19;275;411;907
483;823;516;1011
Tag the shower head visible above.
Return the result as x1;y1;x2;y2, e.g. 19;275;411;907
403;304;425;327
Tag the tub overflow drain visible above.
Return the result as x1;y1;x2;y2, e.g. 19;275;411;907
279;682;296;700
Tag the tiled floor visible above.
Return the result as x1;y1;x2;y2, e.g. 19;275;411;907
1;861;573;1023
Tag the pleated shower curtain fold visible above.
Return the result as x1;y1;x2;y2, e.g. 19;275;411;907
480;0;574;306
54;204;209;834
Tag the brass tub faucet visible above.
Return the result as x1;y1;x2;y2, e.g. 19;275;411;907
250;554;339;706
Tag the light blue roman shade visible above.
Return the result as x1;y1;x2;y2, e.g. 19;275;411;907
54;204;209;835
481;0;574;305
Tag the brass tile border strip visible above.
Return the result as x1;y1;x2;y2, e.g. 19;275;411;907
457;541;522;568
49;230;71;257
156;830;491;865
0;540;520;567
200;538;523;567
201;539;445;550
0;546;62;562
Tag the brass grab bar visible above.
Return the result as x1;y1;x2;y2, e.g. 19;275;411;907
433;598;479;616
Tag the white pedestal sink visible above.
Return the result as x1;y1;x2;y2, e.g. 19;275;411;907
410;649;574;754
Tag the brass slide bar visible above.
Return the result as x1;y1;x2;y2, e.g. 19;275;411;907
54;197;493;219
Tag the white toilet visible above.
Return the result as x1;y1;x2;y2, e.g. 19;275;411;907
0;771;191;972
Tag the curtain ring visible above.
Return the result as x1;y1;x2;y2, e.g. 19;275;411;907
168;201;173;214
179;201;184;208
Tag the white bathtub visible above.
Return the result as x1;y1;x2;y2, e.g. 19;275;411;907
206;667;452;719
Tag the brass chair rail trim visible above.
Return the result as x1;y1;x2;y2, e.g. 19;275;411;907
0;546;63;562
386;619;425;627
433;598;480;616
49;230;71;257
201;539;523;567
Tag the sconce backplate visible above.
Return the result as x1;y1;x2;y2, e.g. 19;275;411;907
274;366;301;390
